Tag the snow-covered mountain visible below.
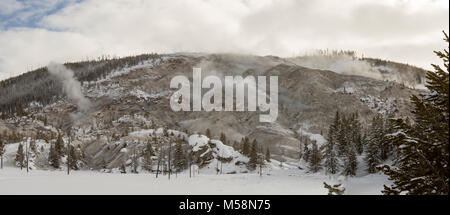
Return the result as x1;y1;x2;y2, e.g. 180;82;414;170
0;53;423;173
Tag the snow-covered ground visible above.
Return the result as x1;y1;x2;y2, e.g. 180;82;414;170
0;167;389;195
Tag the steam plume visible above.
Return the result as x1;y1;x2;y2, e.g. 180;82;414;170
47;62;91;112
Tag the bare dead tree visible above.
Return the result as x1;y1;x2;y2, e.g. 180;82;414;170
25;137;29;173
156;141;162;178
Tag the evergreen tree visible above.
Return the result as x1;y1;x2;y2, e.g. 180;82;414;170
15;143;25;169
205;129;211;138
333;111;346;156
303;138;310;162
338;117;351;156
220;132;226;145
174;140;186;172
241;137;250;156
378;32;449;195
365;114;384;173
0;135;4;169
380;114;395;160
55;132;64;156
265;148;271;162
324;125;339;174
143;142;154;171
48;143;60;168
308;141;322;173
248;139;258;169
351;113;364;155
343;145;357;176
29;138;37;154
68;145;78;170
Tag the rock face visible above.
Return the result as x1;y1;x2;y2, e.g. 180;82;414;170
188;134;246;168
0;53;423;169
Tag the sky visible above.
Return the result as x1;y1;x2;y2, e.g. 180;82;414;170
0;0;448;80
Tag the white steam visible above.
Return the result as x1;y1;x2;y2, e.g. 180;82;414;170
289;55;383;80
47;62;91;112
288;55;426;88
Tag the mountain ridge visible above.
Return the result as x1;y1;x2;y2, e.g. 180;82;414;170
0;53;424;170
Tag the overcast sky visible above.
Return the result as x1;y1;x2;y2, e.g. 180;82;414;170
0;0;448;80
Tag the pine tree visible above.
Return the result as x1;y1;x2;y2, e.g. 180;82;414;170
365;114;384;173
343;145;357;176
265;148;271;162
308;141;322;173
241;137;250;156
68;145;78;170
143;142;153;171
351;113;364;155
220;132;226;145
324;125;338;174
55;132;64;156
248;139;258;169
333;111;346;156
29;138;37;153
174;140;186;172
339;117;351;156
48;143;60;168
303;138;310;162
380;114;395;160
378;32;449;195
15;143;25;169
0;135;4;169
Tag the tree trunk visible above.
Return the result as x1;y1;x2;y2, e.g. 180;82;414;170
67;138;70;175
26;140;29;173
168;142;171;180
156;144;162;178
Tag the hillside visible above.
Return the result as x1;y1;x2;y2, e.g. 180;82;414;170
0;53;423;172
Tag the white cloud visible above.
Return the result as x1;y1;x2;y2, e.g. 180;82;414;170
0;0;448;80
0;0;23;16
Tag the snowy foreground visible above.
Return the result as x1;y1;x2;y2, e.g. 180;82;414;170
0;167;390;195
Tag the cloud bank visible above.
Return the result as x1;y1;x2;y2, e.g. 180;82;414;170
0;0;448;80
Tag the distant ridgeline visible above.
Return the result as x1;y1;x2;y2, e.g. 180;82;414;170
0;51;427;117
362;57;427;83
290;50;428;87
0;54;160;116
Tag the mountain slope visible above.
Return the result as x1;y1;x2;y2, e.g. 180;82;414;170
0;53;423;170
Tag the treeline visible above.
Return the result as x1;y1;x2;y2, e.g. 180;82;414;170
0;53;161;115
298;49;357;58
297;111;397;176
